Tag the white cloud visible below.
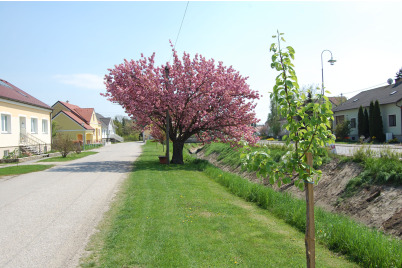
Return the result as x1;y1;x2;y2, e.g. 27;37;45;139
54;74;104;90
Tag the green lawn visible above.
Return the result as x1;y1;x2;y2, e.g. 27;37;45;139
39;151;98;162
81;143;357;267
0;165;54;177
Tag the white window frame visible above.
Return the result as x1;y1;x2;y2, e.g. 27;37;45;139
1;113;11;134
31;117;38;134
42;119;49;134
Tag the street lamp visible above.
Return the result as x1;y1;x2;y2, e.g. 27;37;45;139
321;50;336;95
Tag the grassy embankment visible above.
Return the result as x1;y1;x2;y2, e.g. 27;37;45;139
199;142;401;267
39;151;98;162
0;165;54;177
80;142;356;267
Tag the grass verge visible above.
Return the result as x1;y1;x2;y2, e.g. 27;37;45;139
38;151;98;162
80;142;356;267
196;143;402;267
0;164;54;177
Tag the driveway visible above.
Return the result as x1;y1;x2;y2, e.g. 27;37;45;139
0;142;143;268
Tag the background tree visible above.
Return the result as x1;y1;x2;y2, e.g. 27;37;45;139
374;100;385;142
104;45;260;164
266;94;281;138
395;67;402;80
363;108;369;138
357;106;364;137
369;101;375;138
113;116;141;141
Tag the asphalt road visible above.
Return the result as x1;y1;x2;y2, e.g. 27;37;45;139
259;140;402;156
0;142;143;268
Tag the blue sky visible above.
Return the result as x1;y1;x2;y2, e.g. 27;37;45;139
1;1;401;122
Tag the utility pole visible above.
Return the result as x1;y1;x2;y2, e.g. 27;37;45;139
166;110;170;165
165;66;170;165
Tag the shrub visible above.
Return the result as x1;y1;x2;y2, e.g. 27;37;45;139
334;120;351;141
52;134;75;157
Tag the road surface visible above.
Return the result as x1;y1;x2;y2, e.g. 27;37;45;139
259;140;402;156
0;142;143;268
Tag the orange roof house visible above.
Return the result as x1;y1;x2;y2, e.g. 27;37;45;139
51;101;102;144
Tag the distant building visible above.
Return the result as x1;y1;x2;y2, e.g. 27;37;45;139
328;96;347;107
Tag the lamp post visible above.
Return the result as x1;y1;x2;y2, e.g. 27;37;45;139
321;50;336;95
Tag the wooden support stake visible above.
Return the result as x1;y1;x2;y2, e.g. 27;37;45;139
305;152;315;268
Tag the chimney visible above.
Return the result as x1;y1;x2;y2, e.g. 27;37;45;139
66;100;69;103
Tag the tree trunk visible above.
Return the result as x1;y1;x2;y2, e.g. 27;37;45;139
171;141;184;164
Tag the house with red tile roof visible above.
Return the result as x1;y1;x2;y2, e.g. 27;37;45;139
51;101;102;144
0;79;52;158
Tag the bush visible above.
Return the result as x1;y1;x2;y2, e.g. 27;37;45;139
52;134;75;157
335;120;351;141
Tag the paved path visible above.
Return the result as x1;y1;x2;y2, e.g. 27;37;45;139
0;142;143;268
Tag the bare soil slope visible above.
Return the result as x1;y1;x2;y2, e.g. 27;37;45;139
194;148;402;238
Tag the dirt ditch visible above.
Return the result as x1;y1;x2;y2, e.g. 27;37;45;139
192;147;402;239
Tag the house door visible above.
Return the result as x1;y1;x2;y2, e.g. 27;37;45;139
19;117;26;135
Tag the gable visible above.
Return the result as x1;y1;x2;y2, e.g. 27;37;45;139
53;111;94;130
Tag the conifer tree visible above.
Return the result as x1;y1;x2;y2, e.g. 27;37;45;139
374;100;385;142
363;108;369;138
357;106;364;137
395;68;402;80
369;101;375;138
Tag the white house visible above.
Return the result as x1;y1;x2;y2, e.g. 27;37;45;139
96;113;123;143
0;79;52;158
332;78;402;141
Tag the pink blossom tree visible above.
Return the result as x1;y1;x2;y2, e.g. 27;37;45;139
103;47;260;164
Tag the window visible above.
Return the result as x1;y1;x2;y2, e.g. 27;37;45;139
335;115;345;125
1;113;11;133
31;118;38;134
389;115;396;127
42;119;48;134
350;118;356;128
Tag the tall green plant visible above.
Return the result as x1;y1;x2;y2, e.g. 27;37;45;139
374;100;385;142
243;31;335;267
357;106;364;137
243;32;335;188
363;108;369;138
369;101;375;138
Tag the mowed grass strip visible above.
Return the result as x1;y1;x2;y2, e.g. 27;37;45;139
0;164;54;177
39;151;98;162
81;143;357;267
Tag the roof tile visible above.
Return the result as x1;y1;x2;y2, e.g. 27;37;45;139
0;79;51;110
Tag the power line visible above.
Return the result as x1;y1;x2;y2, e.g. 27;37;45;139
340;82;388;96
169;1;189;62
